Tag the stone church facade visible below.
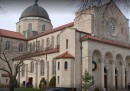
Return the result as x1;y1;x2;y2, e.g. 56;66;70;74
0;1;130;91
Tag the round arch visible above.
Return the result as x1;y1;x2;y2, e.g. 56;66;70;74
92;50;102;88
104;52;113;89
115;54;123;89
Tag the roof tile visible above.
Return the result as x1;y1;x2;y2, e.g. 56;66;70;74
55;51;74;59
0;29;26;40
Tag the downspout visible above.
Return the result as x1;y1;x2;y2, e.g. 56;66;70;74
80;33;83;91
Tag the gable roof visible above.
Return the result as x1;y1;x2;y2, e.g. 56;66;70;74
0;29;26;40
55;51;74;59
81;35;130;49
27;22;74;40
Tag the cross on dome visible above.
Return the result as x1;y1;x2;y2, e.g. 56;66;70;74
35;0;39;4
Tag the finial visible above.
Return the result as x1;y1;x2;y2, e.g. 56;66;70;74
35;0;39;4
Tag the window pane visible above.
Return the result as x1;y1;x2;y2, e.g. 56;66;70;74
64;61;68;70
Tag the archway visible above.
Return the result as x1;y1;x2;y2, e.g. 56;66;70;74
125;56;130;89
115;54;123;89
104;52;113;89
92;50;102;88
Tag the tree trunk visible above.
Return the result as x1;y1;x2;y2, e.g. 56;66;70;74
9;85;14;91
9;78;15;91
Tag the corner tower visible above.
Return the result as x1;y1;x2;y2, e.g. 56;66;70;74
16;1;53;38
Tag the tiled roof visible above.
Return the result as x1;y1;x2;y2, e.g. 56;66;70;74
55;51;74;59
81;35;130;49
13;48;59;60
27;22;74;40
0;29;26;40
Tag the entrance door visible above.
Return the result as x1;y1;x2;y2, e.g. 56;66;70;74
28;77;33;85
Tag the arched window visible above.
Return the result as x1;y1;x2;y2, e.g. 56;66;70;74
5;41;10;50
64;61;68;70
29;43;33;51
19;43;23;52
66;39;68;49
46;38;50;47
22;63;25;76
57;35;60;48
33;41;35;50
42;25;45;31
30;61;34;73
58;62;60;70
40;60;44;76
28;23;32;30
42;39;44;49
37;41;40;50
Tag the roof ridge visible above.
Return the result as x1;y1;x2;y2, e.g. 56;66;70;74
27;22;74;40
0;29;18;33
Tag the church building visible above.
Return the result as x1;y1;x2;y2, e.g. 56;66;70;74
0;1;130;91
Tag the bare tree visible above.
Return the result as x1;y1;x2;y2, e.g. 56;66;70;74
0;43;35;91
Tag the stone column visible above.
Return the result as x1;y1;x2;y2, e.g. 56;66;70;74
121;62;125;89
111;60;115;89
99;58;104;90
26;64;28;82
35;61;38;88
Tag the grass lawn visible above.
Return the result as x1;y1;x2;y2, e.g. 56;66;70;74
15;88;40;91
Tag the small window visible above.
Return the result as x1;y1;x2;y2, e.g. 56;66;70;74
30;61;34;73
66;39;68;49
58;76;60;84
33;42;35;50
58;62;60;70
57;35;60;48
5;41;10;50
46;38;50;47
42;25;45;31
28;23;32;30
19;43;23;52
30;43;33;51
64;61;68;70
42;39;44;49
37;41;40;50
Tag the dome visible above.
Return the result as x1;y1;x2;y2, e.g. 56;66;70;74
19;4;50;21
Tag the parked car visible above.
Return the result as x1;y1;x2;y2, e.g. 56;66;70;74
45;88;71;91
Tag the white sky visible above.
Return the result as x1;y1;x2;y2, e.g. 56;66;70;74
0;0;130;31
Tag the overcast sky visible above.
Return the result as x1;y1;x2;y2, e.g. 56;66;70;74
0;0;130;31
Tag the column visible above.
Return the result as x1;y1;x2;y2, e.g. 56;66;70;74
26;64;28;82
35;61;38;88
99;58;104;90
111;60;115;89
121;62;125;89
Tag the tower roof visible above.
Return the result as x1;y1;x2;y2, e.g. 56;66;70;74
19;4;50;21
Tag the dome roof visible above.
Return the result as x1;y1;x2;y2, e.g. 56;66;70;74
19;4;50;21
